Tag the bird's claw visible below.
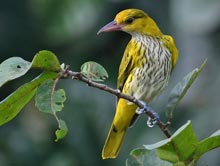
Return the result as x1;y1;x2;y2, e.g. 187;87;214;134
135;101;160;127
147;117;159;128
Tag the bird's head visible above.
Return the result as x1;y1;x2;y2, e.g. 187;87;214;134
97;9;162;36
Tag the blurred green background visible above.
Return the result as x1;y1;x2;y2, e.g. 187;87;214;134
0;0;220;165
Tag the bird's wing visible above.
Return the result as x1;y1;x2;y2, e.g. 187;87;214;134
117;40;134;92
163;35;178;69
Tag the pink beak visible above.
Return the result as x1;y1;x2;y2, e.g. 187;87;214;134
97;20;123;35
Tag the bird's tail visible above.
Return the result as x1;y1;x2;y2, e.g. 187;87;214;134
102;98;137;159
102;124;127;159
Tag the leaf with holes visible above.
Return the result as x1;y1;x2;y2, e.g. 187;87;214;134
35;79;66;114
52;89;66;112
0;57;32;87
166;59;207;119
80;61;108;82
32;50;61;72
35;79;67;141
0;72;57;126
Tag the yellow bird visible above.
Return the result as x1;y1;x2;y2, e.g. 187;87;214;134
98;9;178;159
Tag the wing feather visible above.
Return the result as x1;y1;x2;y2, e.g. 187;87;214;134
117;41;134;91
162;35;178;69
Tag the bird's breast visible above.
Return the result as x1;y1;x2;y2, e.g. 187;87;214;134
123;36;172;103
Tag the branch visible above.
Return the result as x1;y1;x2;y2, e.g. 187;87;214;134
64;68;171;138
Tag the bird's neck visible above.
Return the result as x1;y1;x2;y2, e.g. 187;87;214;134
131;33;146;40
131;33;159;45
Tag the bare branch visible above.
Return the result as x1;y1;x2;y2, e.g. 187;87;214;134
64;69;171;138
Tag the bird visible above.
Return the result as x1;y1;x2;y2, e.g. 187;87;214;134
97;8;178;159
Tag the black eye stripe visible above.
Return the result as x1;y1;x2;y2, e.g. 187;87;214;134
125;17;134;24
124;15;143;24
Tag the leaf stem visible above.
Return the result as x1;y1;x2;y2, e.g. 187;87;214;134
51;76;62;128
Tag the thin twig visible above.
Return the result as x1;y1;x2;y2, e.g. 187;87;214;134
64;69;171;138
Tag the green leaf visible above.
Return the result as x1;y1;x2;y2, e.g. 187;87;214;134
193;130;220;163
144;121;199;163
126;149;172;166
80;61;108;82
166;59;207;119
55;119;68;142
0;72;57;125
32;50;61;72
141;122;220;165
35;79;67;141
52;89;66;112
35;79;66;114
0;50;60;88
0;57;32;87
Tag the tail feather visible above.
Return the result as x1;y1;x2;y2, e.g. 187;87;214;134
102;98;137;159
102;124;127;159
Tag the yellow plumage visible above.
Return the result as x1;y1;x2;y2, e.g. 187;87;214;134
98;9;178;159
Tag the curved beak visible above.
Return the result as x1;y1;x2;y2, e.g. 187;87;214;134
97;20;123;35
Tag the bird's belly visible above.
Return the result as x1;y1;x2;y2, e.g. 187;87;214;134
124;64;170;103
121;36;173;103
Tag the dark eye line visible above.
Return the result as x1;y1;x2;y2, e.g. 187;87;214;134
125;17;134;24
124;16;143;24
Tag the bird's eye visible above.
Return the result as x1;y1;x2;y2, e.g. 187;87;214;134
125;17;134;24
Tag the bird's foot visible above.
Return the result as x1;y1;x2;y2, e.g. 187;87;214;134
135;101;160;128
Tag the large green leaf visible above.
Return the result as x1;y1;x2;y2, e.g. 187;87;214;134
166;59;207;119
141;121;220;165
144;121;199;163
192;130;220;163
32;50;61;72
0;72;57;125
126;149;172;166
0;57;32;87
0;50;61;88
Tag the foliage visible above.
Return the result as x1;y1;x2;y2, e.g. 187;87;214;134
0;50;61;138
127;121;220;166
0;72;57;126
0;50;108;141
35;79;67;141
165;60;207;119
0;57;32;87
